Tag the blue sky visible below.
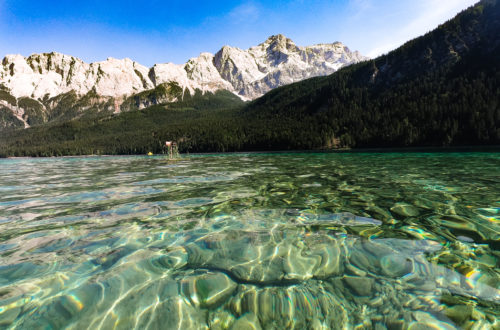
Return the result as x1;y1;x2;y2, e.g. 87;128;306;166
0;0;479;66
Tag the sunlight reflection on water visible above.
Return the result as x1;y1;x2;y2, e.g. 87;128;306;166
0;153;498;329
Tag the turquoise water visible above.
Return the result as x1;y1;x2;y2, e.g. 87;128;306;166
0;153;498;329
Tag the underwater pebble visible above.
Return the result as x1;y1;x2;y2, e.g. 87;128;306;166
391;203;420;217
384;318;406;330
185;243;215;266
444;304;473;325
208;310;236;330
181;272;237;309
457;235;474;243
374;322;388;330
283;245;318;281
155;296;207;329
470;320;491;330
310;243;342;279
258;288;295;327
156;248;188;269
349;249;372;271
380;255;413;278
311;318;329;330
408;321;451;330
0;307;20;326
410;311;456;330
238;287;259;317
369;296;383;307
0;262;41;282
363;240;394;258
346;264;367;277
414;281;437;292
471;308;485;321
344;276;374;297
228;284;347;329
231;313;262;330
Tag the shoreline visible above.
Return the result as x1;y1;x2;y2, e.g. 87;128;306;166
3;145;500;159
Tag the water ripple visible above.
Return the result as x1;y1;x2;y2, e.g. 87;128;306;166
0;153;498;329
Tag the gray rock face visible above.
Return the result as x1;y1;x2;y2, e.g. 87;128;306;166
213;34;368;99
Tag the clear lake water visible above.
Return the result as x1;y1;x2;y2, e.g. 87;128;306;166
0;152;498;329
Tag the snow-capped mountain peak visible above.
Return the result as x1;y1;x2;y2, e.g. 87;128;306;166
0;35;368;129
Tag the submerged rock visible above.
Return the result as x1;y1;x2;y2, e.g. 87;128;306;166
343;276;374;297
380;255;414;278
231;313;262;330
391;203;420;217
181;271;237;308
444;305;473;326
20;222;490;329
208;310;236;330
226;284;347;329
153;247;188;269
150;297;207;330
410;311;456;330
181;229;343;284
0;306;20;326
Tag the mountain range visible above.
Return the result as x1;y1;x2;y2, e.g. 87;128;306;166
0;35;366;129
0;0;498;157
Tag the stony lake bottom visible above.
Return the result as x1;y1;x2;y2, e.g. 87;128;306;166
0;152;498;329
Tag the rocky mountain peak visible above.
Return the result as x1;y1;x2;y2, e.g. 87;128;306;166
264;34;297;53
0;34;368;127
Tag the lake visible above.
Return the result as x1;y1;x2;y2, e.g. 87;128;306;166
0;153;498;329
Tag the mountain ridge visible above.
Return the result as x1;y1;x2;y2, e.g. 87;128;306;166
0;35;367;129
0;35;366;101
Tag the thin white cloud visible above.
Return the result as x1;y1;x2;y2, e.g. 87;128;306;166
228;2;260;24
350;0;374;12
347;0;375;19
367;0;479;57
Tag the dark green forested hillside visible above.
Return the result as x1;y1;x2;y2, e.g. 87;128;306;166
246;0;500;147
0;0;499;157
0;90;251;156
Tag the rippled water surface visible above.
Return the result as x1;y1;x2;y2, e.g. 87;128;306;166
0;153;499;329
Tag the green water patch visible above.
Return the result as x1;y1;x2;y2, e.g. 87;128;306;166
0;153;498;329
